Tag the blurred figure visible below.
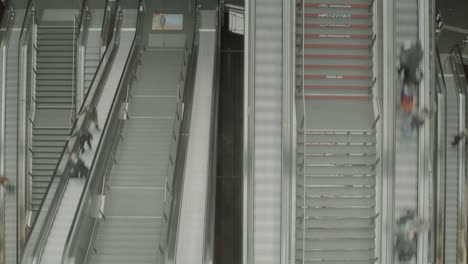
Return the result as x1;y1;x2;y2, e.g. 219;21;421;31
70;153;89;179
80;105;100;131
398;41;423;90
400;83;416;115
452;128;468;147
70;127;93;153
0;175;15;193
403;108;429;137
395;210;429;262
410;107;429;130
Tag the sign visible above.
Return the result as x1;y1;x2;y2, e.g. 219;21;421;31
152;13;183;31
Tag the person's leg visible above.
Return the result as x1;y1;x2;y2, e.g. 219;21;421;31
86;135;92;150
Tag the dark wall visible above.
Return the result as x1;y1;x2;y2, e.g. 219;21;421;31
214;12;243;264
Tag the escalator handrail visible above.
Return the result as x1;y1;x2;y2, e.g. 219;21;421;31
20;1;123;263
62;1;145;263
450;45;467;95
434;44;447;264
0;1;15;262
436;46;447;94
74;0;90;113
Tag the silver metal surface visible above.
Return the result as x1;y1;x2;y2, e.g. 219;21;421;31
175;9;217;264
0;3;15;262
281;0;294;263
417;1;432;263
435;47;447;264
382;0;396;263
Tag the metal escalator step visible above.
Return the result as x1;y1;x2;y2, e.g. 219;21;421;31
31;170;55;177
32;164;56;170
33;127;70;134
297;239;374;250
304;13;369;19
300;217;374;229
297;186;375;197
304;74;370;80
304;23;370;28
300;260;375;264
304;64;369;69
305;43;369;49
302;27;373;35
305;84;368;90
304;3;369;9
89;255;158;264
304;54;369;59
304;79;371;87
300;249;374;261
298;227;373;239
297;196;375;207
304;95;369;100
35;105;74;110
302;133;375;142
304;33;370;39
31;134;68;141
305;155;376;166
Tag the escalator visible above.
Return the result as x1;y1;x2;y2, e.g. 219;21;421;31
295;0;379;263
393;0;418;221
84;36;189;264
439;45;468;264
20;1;141;263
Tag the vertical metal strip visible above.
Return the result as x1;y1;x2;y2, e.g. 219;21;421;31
382;0;395;262
417;0;431;262
301;0;307;263
243;0;255;263
281;0;292;263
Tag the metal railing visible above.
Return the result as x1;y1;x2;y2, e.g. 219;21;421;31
20;1;123;263
0;1;15;262
100;0;117;55
450;44;468;264
17;0;38;257
434;45;447;264
74;0;91;122
295;0;307;262
157;37;191;264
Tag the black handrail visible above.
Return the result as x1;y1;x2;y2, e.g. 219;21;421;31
436;45;447;94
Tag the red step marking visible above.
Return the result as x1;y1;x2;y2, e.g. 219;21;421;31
305;3;369;8
305;43;368;49
305;75;370;79
304;64;370;69
305;13;370;19
304;95;369;100
305;85;369;90
304;34;371;39
305;23;370;28
304;54;369;59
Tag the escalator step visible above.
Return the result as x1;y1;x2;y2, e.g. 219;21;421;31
305;84;368;90
304;3;369;9
304;23;370;28
304;95;369;100
304;64;369;69
304;33;370;39
305;43;368;49
304;13;370;19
